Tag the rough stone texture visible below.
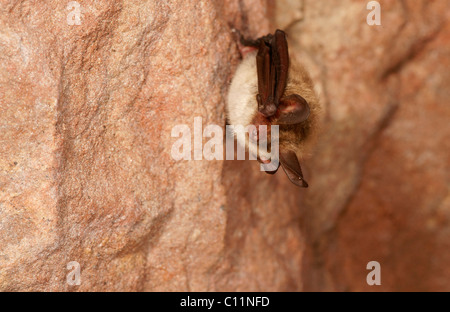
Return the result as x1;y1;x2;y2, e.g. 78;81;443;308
0;0;449;292
0;0;302;291
277;0;450;291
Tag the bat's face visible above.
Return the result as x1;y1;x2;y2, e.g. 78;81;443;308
227;30;319;187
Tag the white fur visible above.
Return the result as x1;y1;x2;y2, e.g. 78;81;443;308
226;52;272;160
227;51;258;127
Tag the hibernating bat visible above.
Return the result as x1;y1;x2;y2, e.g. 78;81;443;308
227;29;320;187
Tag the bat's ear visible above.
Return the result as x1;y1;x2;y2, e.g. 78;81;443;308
280;150;308;187
277;94;310;125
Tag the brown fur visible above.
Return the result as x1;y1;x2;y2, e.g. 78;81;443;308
278;56;321;159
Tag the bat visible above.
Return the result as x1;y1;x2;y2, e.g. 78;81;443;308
227;29;320;187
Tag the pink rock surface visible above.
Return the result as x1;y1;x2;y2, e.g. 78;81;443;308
281;0;450;291
0;0;302;291
0;0;449;292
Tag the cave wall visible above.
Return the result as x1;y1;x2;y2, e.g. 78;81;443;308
280;0;450;291
0;0;304;291
0;0;449;291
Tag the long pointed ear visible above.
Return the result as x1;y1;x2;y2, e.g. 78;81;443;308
273;30;289;106
256;40;277;116
276;94;310;125
279;150;308;187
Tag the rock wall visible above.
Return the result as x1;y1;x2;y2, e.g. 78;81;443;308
0;0;302;291
0;0;449;291
279;0;450;291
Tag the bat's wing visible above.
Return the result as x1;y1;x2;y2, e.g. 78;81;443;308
279;150;309;188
